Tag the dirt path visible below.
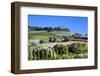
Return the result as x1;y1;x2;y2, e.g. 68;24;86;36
40;41;87;47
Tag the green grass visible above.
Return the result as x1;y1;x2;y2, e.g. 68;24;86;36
28;31;56;40
50;31;74;37
28;30;74;40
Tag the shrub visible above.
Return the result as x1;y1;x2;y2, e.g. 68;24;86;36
31;41;39;46
49;37;57;42
68;43;88;54
53;44;68;55
39;40;47;44
77;43;88;54
56;38;62;43
61;36;69;42
72;33;82;39
61;54;74;59
28;50;33;60
68;43;78;53
68;36;74;41
32;45;57;60
30;43;88;60
82;44;88;53
28;42;36;60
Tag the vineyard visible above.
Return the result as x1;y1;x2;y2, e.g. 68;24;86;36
28;30;73;40
28;43;88;60
50;31;74;37
28;29;88;60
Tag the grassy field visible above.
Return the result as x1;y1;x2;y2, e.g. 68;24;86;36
50;31;74;37
28;30;73;40
28;31;55;40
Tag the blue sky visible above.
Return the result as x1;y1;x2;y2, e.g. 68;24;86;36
28;15;88;35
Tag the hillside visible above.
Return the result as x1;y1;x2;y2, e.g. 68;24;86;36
28;30;74;40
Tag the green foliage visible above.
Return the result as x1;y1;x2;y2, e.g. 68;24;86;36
28;29;74;41
28;43;88;60
56;38;62;43
39;40;47;44
28;50;33;60
50;31;73;37
68;43;88;54
61;36;69;42
49;36;57;42
28;26;70;32
32;45;57;60
28;43;34;60
28;26;88;60
61;54;73;59
53;44;68;55
28;31;55;40
68;36;74;41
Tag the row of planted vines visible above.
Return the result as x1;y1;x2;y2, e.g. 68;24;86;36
28;43;88;60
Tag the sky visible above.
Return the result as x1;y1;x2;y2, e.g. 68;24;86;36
28;15;88;35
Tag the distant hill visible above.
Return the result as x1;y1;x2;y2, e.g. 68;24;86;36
50;31;74;37
28;26;71;32
28;30;74;40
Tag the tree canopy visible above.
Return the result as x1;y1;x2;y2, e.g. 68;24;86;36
28;26;70;32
